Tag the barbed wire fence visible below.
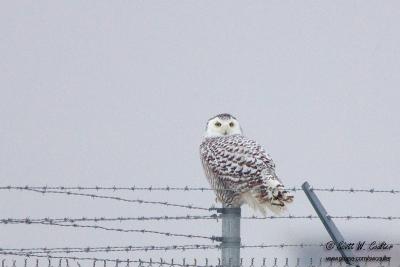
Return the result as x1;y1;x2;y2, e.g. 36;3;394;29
1;184;399;267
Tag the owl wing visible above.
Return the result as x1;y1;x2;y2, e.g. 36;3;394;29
200;135;279;186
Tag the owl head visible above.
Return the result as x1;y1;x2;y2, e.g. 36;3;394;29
205;113;242;137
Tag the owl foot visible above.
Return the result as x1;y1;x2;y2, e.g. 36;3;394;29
272;184;294;204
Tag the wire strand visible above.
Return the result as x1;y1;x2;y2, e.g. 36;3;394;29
0;252;195;267
0;245;220;254
0;215;220;224
4;188;209;211
4;220;219;241
241;215;400;220
3;242;399;255
1;185;398;194
2;214;400;225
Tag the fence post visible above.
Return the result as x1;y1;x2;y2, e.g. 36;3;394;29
302;181;360;267
220;205;241;267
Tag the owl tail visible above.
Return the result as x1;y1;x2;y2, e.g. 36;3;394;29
255;179;294;215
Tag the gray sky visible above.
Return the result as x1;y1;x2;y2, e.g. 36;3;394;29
1;1;400;265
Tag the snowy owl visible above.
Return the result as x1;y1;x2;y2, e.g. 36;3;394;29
200;113;293;214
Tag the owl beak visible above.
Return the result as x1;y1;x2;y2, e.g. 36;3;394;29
223;130;228;135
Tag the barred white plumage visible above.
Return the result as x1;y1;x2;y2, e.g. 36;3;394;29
200;113;293;214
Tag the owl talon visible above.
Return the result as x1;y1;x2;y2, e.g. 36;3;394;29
271;185;294;204
284;195;294;202
271;199;285;206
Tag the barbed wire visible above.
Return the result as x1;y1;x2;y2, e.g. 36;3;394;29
3;220;219;241
0;254;328;267
0;245;220;255
0;244;317;257
0;252;196;267
0;257;379;267
0;215;220;224
0;252;396;267
241;215;400;220
1;188;209;211
3;242;400;254
0;243;327;255
1;185;399;194
2;214;400;225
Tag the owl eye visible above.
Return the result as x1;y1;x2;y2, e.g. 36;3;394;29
229;122;235;127
214;122;222;127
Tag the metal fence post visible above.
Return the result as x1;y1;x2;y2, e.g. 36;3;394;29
302;181;360;267
220;205;241;267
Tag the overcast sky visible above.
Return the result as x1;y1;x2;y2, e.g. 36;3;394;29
1;1;400;266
